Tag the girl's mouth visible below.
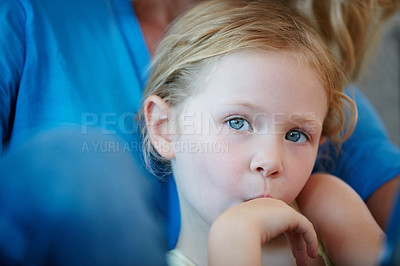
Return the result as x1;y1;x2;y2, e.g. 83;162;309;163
245;194;272;202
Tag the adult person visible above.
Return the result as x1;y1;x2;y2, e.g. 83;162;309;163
288;0;400;229
0;0;200;263
0;0;399;262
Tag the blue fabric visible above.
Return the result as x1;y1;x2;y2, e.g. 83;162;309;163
0;0;150;151
314;87;400;200
0;128;168;265
0;0;169;262
380;184;400;265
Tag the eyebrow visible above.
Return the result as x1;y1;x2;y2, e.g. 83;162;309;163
283;113;324;131
221;101;264;111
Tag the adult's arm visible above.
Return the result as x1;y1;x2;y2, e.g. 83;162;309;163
367;176;400;229
0;0;25;153
297;174;385;265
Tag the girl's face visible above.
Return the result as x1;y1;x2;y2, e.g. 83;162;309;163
171;51;328;225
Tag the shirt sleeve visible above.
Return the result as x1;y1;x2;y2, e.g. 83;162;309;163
314;86;400;200
0;0;26;154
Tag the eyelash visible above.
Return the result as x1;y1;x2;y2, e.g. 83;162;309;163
224;115;253;132
285;128;311;143
223;115;312;142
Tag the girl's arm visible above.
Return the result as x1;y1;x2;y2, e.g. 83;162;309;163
208;198;319;266
297;173;385;265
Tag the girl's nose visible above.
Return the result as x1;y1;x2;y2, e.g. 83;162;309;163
250;138;283;178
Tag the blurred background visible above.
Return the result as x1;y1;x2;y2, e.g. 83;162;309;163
357;11;400;146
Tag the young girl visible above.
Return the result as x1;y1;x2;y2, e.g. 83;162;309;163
137;0;384;265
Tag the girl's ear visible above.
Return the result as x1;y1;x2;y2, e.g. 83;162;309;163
144;95;175;159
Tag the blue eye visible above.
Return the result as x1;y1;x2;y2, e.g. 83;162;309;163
285;130;309;143
226;117;252;131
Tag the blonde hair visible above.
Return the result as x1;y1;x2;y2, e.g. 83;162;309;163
137;0;357;171
288;0;399;80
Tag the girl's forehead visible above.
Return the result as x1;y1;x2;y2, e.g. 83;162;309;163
180;50;328;117
200;49;318;78
200;50;323;91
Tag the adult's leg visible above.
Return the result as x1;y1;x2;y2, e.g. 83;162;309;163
0;128;167;265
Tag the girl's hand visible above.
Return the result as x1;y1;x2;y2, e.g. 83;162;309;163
208;198;318;266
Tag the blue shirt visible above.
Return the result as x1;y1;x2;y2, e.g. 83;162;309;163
314;87;400;200
0;0;149;151
1;0;400;249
